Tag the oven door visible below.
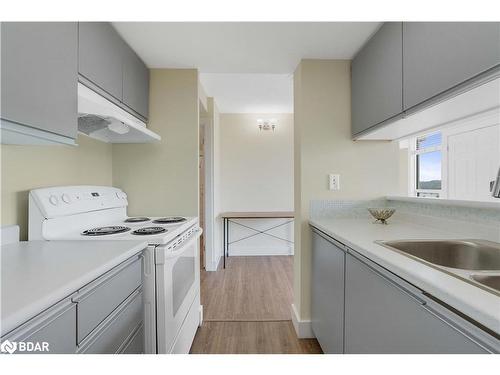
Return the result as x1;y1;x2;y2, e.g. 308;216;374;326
155;227;201;353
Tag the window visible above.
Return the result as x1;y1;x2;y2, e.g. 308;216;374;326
406;110;500;202
412;132;443;198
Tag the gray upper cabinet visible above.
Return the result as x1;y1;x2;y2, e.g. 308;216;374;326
78;22;149;121
78;22;126;101
311;229;345;354
123;46;150;119
403;22;500;111
351;22;403;137
1;22;78;139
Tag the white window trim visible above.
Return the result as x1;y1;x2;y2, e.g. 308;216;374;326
407;108;500;200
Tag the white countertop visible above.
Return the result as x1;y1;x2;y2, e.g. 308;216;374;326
1;240;148;336
309;217;500;334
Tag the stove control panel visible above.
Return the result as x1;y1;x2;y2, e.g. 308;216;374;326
30;186;128;218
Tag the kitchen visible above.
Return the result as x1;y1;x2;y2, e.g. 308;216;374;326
1;2;500;373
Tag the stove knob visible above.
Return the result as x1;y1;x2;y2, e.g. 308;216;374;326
61;194;71;204
49;195;59;206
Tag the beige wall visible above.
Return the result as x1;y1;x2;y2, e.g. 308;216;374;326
0;135;113;240
112;69;200;217
1;69;201;240
220;113;294;211
294;60;402;320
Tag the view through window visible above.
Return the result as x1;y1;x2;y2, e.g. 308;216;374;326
415;133;442;198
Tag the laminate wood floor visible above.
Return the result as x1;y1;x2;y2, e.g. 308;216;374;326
191;256;322;354
190;321;321;354
201;256;293;321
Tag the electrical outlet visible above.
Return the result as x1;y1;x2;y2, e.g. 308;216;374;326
329;174;340;191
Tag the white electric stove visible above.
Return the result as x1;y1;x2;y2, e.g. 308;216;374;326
28;185;202;354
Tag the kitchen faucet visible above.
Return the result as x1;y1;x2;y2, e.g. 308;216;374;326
492;167;500;198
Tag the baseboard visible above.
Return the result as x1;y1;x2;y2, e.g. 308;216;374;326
205;254;221;272
228;246;294;256
199;305;204;326
291;303;315;339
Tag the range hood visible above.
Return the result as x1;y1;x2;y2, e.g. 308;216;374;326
78;83;161;143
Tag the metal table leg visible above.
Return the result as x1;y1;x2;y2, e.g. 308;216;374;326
223;217;226;269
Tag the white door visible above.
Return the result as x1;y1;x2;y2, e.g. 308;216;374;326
448;124;500;201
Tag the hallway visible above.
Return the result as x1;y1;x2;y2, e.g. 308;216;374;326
190;256;322;354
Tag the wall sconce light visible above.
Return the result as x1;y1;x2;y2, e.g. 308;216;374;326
257;118;277;131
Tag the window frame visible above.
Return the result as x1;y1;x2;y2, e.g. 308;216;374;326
406;109;500;201
408;131;446;199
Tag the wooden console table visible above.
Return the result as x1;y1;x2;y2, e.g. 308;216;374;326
220;211;295;269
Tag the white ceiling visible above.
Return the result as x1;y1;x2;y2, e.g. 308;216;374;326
199;73;293;113
113;22;381;113
113;22;380;73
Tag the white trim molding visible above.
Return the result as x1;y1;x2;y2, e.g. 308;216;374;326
204;253;222;272
291;304;314;339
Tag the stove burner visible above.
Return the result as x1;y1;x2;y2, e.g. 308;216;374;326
124;217;151;223
132;226;167;235
152;217;187;224
82;226;131;236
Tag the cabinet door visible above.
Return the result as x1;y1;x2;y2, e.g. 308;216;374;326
311;229;345;353
3;299;77;354
403;22;500;110
351;22;403;137
123;46;149;119
1;22;78;139
78;22;125;101
344;253;489;354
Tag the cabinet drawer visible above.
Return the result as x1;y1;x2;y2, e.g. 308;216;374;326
3;299;76;354
73;255;142;343
79;288;143;354
120;324;144;354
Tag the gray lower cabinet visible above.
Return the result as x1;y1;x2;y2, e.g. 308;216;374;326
344;252;494;354
122;46;150;119
73;256;142;343
311;229;345;353
403;22;500;111
120;324;144;354
351;22;403;137
1;253;144;354
2;299;77;354
78;22;126;102
78;288;143;354
1;22;78;139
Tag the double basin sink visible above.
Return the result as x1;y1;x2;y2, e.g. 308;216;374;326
378;239;500;295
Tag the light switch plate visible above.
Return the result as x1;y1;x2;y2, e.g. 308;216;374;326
329;174;340;191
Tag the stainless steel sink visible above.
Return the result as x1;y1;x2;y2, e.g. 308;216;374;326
379;239;500;271
377;239;500;296
471;275;500;292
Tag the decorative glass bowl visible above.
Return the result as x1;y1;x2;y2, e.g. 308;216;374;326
368;208;395;224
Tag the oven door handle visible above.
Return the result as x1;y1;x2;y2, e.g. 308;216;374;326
156;229;202;263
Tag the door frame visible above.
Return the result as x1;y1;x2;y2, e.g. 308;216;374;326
200;116;217;271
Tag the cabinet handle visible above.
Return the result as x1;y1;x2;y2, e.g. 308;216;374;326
72;254;141;303
419;300;498;353
349;251;427;306
311;227;347;252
